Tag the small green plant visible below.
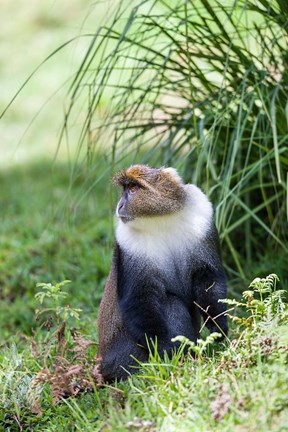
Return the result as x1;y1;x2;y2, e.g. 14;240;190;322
219;274;288;373
247;274;286;319
221;273;287;330
30;281;102;408
35;280;82;327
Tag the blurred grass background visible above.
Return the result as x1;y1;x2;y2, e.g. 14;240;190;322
1;0;117;164
0;0;119;342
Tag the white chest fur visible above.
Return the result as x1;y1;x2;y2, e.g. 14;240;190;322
116;184;213;263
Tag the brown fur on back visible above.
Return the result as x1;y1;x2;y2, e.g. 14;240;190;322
97;250;123;358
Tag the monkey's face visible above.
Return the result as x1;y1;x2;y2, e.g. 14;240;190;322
113;165;186;223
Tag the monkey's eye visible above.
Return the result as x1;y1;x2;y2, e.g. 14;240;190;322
128;184;139;195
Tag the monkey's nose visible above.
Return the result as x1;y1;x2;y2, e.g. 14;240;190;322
117;198;126;217
118;201;124;211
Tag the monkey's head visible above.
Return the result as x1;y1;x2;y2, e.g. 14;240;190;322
113;165;186;222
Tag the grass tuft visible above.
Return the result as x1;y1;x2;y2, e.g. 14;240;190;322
64;0;288;288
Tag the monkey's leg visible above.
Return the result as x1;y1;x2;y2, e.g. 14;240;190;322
101;296;199;381
167;294;200;340
155;294;200;356
100;331;148;382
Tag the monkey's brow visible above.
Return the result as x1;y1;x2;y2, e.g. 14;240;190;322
121;179;142;188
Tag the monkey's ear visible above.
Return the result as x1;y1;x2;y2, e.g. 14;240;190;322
160;167;183;184
112;170;126;186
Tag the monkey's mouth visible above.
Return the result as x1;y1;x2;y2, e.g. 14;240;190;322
119;215;133;223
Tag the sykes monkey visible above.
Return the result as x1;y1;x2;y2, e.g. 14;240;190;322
98;165;228;381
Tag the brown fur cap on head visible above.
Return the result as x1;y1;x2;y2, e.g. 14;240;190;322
113;165;187;218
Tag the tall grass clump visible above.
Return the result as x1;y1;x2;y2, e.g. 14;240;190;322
64;0;288;287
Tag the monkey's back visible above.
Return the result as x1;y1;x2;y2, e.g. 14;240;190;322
97;255;123;358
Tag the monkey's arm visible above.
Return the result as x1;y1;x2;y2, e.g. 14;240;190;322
119;277;170;349
192;266;228;337
192;228;228;338
116;247;173;351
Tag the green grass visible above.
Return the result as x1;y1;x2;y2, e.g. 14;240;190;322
0;161;113;343
0;164;287;431
0;252;287;431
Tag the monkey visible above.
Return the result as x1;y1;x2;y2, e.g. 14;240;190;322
97;165;228;381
